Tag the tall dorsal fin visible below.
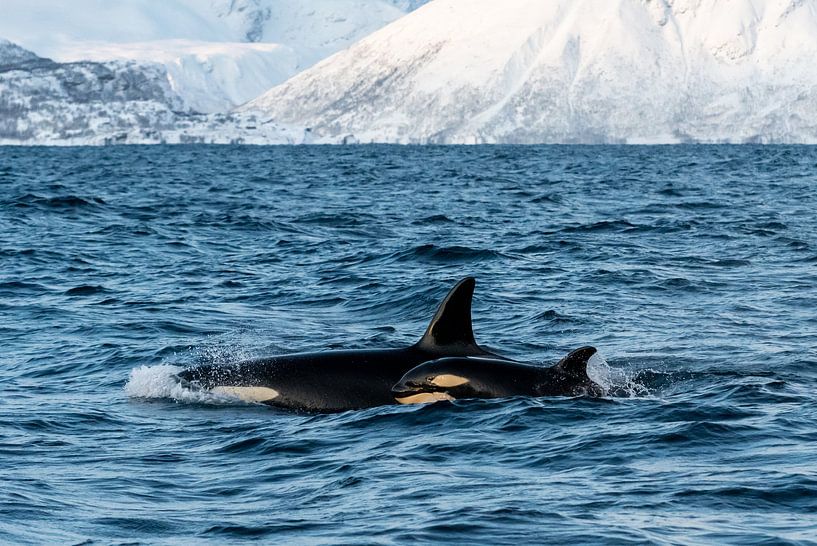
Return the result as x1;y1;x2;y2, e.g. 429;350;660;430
555;346;597;377
416;277;481;353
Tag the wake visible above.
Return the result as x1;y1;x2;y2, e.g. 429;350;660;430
125;365;245;405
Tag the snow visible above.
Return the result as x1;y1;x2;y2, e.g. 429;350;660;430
53;40;300;113
245;0;817;144
3;0;815;145
0;38;47;66
0;41;302;145
0;0;429;112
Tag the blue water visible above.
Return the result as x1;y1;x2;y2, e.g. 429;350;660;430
2;145;816;544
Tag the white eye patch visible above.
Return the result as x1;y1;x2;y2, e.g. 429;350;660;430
430;374;469;388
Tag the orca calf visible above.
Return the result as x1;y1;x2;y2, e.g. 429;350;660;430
391;346;603;404
177;277;510;412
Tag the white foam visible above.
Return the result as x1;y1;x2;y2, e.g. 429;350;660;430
587;352;653;399
125;364;239;405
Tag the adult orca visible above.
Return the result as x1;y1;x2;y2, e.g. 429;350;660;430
391;346;604;404
177;277;509;412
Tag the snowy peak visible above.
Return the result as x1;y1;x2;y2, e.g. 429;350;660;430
0;39;53;69
246;0;817;144
214;0;275;42
214;0;431;46
0;0;431;112
0;40;299;145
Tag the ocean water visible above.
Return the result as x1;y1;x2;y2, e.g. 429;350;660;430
1;145;816;544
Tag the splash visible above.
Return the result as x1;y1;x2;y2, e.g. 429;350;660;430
587;352;655;398
192;340;258;367
125;364;241;405
125;335;280;405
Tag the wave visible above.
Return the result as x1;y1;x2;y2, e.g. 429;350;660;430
10;193;106;209
587;353;658;398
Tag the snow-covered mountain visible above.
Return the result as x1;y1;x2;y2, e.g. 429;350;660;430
0;39;300;145
246;0;817;144
0;0;430;113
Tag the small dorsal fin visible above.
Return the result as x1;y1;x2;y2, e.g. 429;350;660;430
416;277;481;353
555;346;597;377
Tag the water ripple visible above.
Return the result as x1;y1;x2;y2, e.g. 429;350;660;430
1;145;816;544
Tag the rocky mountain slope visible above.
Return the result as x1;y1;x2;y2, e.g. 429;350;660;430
0;0;431;112
0;40;298;145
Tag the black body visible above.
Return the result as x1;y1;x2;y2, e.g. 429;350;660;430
177;277;509;412
391;346;603;403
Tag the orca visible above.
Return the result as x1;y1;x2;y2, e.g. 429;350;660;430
391;346;603;404
177;277;509;412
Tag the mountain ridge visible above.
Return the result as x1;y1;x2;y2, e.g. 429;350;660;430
0;0;431;112
0;41;301;145
244;0;817;144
